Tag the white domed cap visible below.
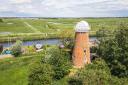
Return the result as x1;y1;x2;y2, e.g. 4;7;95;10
75;21;91;32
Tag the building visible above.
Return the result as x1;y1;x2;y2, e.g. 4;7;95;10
72;21;91;68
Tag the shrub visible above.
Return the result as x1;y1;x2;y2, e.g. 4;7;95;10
68;58;112;85
29;47;72;85
42;45;50;50
61;38;74;56
0;44;3;53
28;63;54;85
61;38;74;49
42;47;72;80
10;40;22;57
0;19;3;23
26;46;36;53
90;46;98;53
97;24;128;77
68;78;83;85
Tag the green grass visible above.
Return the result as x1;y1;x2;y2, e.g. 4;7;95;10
1;18;128;33
0;46;69;85
0;19;34;33
0;54;42;85
0;18;128;42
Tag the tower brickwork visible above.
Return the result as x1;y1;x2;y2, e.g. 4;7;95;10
72;21;91;68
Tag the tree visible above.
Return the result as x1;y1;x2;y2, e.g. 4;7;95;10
42;47;72;80
10;40;22;57
0;19;3;23
68;58;125;85
97;23;128;77
96;27;114;41
61;38;74;56
28;63;54;85
0;44;3;53
61;38;74;49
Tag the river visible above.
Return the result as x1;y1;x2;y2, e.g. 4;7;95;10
1;37;97;48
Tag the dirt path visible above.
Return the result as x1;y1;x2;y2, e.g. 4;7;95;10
24;22;41;33
0;54;14;59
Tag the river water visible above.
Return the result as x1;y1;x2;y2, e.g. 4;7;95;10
1;37;97;48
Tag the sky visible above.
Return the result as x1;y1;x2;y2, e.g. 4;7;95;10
0;0;128;17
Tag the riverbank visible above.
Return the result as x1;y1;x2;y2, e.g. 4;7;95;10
1;17;126;43
1;37;97;48
0;32;96;43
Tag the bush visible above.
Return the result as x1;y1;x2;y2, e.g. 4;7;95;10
42;47;72;80
28;63;54;85
42;45;50;50
0;44;3;53
68;78;83;85
25;46;36;54
90;46;98;53
61;38;74;49
61;38;74;56
68;58;119;85
97;24;128;77
10;40;22;57
0;19;3;23
29;47;72;84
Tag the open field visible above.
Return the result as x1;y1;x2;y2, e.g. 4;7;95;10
0;18;128;42
0;47;69;85
0;52;43;85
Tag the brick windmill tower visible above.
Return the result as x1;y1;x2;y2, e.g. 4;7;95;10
72;21;91;68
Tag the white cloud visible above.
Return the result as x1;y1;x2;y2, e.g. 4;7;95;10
0;0;128;17
0;3;12;12
9;0;32;4
0;7;9;12
17;5;33;12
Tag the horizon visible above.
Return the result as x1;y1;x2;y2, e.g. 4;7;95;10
0;16;128;18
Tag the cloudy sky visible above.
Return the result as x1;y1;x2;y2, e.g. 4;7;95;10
0;0;128;17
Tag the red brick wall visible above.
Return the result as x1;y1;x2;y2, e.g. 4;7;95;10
72;32;90;68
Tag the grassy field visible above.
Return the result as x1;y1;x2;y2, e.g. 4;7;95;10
1;18;128;33
0;46;69;85
0;19;33;33
0;53;43;85
0;18;128;42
